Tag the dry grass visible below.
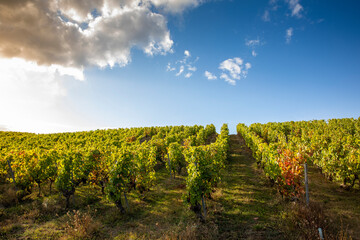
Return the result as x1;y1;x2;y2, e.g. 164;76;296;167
282;200;353;240
283;201;330;239
307;164;360;239
0;185;17;207
0;222;23;239
41;195;63;214
63;207;102;240
162;219;219;240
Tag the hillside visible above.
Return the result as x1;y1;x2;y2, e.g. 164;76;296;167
1;132;358;239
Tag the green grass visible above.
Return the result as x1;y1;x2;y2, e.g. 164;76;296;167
212;135;286;239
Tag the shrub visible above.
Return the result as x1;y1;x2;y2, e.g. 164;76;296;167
64;208;101;239
284;201;353;240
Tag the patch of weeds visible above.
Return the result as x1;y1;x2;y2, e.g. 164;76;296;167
73;185;102;210
283;201;353;239
83;191;101;206
0;223;23;238
253;223;265;231
0;186;18;208
100;206;127;226
28;228;61;240
113;232;148;240
41;195;62;215
22;221;63;240
63;207;103;239
174;220;219;240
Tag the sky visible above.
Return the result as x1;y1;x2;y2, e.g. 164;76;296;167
0;0;359;134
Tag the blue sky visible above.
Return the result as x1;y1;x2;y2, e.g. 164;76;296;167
0;0;359;133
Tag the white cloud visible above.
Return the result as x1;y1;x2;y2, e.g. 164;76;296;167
0;0;174;71
167;62;176;71
246;39;261;47
0;0;204;133
168;49;197;78
150;0;202;14
184;50;191;58
176;65;184;76
263;0;303;22
178;50;193;64
188;66;197;72
219;58;243;80
262;10;270;22
56;0;105;23
287;0;303;18
286;27;293;43
220;73;236;86
218;57;251;85
204;71;217;80
246;39;261;56
262;0;279;22
184;72;192;78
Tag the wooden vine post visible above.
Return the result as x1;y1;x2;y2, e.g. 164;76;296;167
7;159;17;191
201;195;207;219
318;228;324;240
123;192;130;210
167;153;173;179
304;163;309;205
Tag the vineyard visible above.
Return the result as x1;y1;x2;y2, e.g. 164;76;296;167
237;118;360;197
0;124;232;239
0;119;360;239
